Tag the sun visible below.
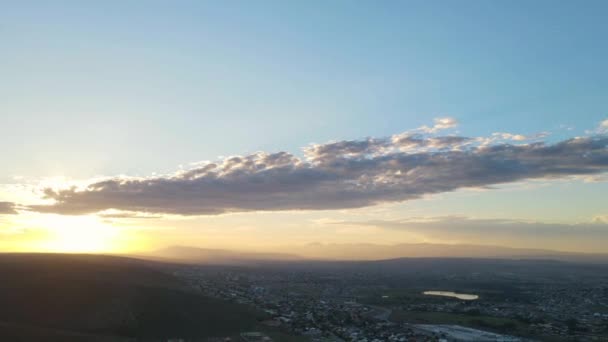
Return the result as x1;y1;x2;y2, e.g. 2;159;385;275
45;226;117;253
18;214;123;253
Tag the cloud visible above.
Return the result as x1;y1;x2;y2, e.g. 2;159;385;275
587;118;608;135
27;119;608;216
418;117;459;133
600;119;608;133
96;210;163;219
593;215;608;224
390;134;472;152
0;202;17;215
492;132;529;141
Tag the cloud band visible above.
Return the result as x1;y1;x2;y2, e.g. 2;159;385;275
30;128;608;216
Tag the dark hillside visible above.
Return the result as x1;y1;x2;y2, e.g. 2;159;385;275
0;253;261;341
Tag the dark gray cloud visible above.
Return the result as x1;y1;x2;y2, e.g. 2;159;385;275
0;202;17;215
29;133;608;216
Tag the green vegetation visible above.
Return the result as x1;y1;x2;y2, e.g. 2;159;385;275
590;304;608;314
0;254;263;340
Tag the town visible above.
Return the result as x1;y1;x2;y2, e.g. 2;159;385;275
169;259;608;341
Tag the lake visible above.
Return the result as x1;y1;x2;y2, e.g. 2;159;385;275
423;291;479;300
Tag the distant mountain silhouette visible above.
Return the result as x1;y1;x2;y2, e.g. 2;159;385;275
288;242;608;263
143;243;608;264
144;245;303;264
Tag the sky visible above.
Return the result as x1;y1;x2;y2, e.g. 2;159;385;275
1;1;607;256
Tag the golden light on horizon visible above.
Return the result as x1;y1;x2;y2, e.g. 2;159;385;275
8;213;136;253
43;226;116;253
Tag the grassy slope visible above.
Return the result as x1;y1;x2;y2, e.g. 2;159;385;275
0;253;261;340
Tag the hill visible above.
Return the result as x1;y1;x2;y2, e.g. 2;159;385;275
0;253;262;341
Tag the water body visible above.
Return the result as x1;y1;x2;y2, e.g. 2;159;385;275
423;291;479;300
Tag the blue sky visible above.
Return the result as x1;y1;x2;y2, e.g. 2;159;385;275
2;0;607;178
1;1;607;253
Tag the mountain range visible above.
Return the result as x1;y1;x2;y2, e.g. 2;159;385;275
141;243;608;264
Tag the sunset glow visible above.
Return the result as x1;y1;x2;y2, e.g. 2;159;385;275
0;1;607;258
